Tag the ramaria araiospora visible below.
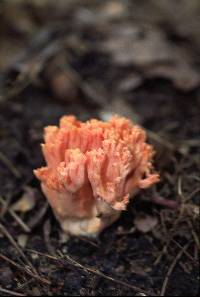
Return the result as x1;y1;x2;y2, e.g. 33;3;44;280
34;115;159;237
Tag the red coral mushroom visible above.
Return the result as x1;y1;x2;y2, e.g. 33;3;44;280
34;115;159;236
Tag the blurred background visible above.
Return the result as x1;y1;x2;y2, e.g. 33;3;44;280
0;1;199;296
0;0;200;96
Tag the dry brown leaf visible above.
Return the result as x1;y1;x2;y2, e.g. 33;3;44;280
100;24;173;66
147;62;200;91
99;23;200;90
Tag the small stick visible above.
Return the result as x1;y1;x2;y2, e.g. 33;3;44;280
171;239;195;262
146;130;174;151
0;151;21;178
78;236;99;248
146;129;199;164
0;254;51;286
187;220;200;250
0;222;36;274
26;249;151;295
0;196;31;233
0;287;26;297
65;254;150;294
17;279;35;290
0;195;12;218
27;202;48;229
185;187;200;203
160;242;191;296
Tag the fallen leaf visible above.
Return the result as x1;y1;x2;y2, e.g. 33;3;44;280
147;61;200;91
0;266;14;286
100;24;173;66
99;23;200;90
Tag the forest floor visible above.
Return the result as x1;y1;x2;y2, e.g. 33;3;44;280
0;1;199;296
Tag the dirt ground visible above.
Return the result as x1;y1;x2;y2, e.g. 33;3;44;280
0;1;199;296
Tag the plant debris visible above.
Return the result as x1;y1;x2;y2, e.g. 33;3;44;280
0;0;199;296
11;187;37;213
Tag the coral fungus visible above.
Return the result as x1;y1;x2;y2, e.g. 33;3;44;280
34;115;159;236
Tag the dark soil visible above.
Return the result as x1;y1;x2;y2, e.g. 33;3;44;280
0;1;199;296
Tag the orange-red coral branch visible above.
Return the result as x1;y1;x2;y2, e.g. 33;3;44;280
34;115;159;236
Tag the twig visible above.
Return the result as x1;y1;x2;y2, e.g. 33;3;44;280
0;254;51;286
0;287;26;297
0;195;12;218
27;202;48;229
185;187;200;203
160;242;191;296
179;261;190;274
177;176;185;200
187;220;200;250
171;239;195;262
17;279;35;290
194;245;198;261
0;222;36;274
154;241;170;266
64;254;150;294
146;129;174;151
77;236;99;248
26;249;151;295
180;139;200;147
153;220;177;266
0;196;31;233
0;151;21;178
146;129;199;164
